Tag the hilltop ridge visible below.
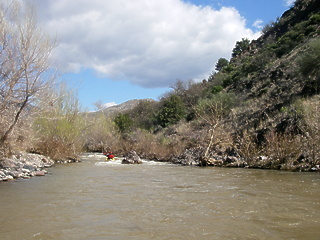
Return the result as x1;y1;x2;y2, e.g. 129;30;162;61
93;99;156;117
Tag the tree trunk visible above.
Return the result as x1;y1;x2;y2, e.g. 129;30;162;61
0;96;29;145
204;129;214;158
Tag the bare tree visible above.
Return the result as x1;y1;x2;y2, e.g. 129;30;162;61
0;0;56;148
194;98;225;158
193;93;236;165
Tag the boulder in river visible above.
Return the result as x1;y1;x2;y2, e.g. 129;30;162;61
122;151;142;164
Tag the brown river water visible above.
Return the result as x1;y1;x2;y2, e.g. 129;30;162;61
0;153;319;240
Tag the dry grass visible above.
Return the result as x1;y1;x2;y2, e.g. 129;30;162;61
234;96;320;169
300;96;320;164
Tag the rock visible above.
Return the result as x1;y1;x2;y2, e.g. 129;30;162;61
178;149;198;165
21;168;31;174
4;175;14;181
23;164;36;171
170;148;203;165
258;156;268;161
180;158;197;166
199;156;223;166
122;151;142;164
41;158;50;163
9;171;22;178
224;156;238;164
199;155;247;168
310;166;319;172
35;171;46;176
0;152;54;181
224;156;247;167
0;158;18;169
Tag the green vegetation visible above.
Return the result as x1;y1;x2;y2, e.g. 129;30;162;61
298;39;320;94
33;85;85;160
215;58;229;72
156;95;186;128
114;113;133;133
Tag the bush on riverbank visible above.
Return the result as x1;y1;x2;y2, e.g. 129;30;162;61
31;84;85;161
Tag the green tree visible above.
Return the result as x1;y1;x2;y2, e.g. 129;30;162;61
114;113;133;133
128;100;157;130
157;95;186;128
215;58;229;71
232;38;250;57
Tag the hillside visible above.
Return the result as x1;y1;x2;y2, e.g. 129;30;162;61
224;0;320;130
106;0;320;171
192;0;320;170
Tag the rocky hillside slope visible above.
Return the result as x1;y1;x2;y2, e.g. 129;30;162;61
223;0;320;135
171;0;320;170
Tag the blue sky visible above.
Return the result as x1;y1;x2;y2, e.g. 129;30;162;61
190;0;294;28
31;0;295;111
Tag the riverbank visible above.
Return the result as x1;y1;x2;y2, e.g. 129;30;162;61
0;152;55;181
1;149;319;182
167;148;320;172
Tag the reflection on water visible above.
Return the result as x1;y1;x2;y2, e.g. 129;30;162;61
0;153;319;240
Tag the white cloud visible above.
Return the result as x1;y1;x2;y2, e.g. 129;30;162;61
253;19;264;29
29;0;259;88
284;0;295;7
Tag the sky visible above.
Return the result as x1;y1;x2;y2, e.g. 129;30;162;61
28;0;296;111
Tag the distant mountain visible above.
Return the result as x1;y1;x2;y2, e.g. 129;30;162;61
93;98;156;117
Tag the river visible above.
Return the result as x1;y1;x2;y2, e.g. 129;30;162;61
0;153;319;240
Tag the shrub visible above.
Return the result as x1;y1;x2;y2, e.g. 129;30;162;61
156;95;186;128
194;92;237;127
298;39;320;94
114;113;133;133
232;38;251;57
309;13;320;25
83;113;120;152
298;39;320;77
299;96;320;164
33;86;85;160
128;100;157;130
222;76;233;87
215;58;229;72
211;86;223;94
